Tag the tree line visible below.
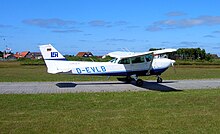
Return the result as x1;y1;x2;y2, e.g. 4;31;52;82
149;48;217;61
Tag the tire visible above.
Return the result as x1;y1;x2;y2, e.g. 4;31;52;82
157;77;163;83
125;76;132;83
136;79;143;87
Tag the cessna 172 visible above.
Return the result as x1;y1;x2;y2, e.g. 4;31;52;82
39;44;176;87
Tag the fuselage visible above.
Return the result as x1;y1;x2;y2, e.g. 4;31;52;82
45;58;175;76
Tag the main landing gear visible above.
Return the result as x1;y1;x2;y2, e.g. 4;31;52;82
125;75;163;87
126;75;144;87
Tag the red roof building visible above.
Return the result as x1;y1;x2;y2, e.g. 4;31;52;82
14;51;30;59
76;52;93;57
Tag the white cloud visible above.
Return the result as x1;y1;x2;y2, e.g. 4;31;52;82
0;24;12;28
203;35;215;38
146;16;220;31
52;29;82;33
23;18;76;29
88;20;111;27
165;11;187;17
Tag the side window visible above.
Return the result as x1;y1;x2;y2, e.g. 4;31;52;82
145;54;152;62
131;56;145;64
110;58;118;63
118;58;130;64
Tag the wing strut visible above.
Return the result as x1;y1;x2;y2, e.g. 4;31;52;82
146;53;154;75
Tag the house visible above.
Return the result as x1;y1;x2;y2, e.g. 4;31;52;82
14;51;30;59
26;52;43;59
76;52;93;57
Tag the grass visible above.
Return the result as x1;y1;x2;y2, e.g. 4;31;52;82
1;61;220;82
0;89;220;133
1;61;220;133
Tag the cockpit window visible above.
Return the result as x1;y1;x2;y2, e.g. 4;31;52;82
118;58;130;64
145;54;153;62
131;56;145;64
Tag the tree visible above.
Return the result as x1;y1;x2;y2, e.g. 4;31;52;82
0;51;3;58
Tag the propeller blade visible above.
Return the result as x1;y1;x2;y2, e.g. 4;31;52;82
171;62;176;74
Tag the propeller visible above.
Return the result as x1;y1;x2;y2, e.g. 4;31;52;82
170;60;176;74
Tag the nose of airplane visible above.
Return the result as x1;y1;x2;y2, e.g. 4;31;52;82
170;59;176;67
170;60;176;66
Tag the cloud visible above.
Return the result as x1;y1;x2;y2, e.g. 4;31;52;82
213;30;220;33
203;35;215;38
146;16;220;31
165;11;187;17
114;21;128;26
88;20;128;27
84;34;92;36
52;29;82;33
23;18;76;29
104;38;136;42
88;20;111;27
0;35;7;38
0;24;12;28
178;41;199;47
126;25;140;28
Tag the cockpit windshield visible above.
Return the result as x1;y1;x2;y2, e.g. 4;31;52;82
109;58;118;63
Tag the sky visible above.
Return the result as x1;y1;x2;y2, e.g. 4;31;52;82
1;0;220;56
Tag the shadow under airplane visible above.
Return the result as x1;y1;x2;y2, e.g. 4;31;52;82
56;80;182;92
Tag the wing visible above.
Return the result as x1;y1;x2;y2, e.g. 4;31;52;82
151;49;177;55
104;51;153;59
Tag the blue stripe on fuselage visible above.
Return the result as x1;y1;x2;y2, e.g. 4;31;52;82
44;58;67;61
73;67;169;76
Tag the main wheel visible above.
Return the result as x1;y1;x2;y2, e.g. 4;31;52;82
157;77;163;83
136;79;143;87
125;76;132;83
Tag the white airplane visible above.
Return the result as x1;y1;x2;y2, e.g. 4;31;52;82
39;44;176;86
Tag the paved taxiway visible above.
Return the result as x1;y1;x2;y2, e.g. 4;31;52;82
0;79;220;94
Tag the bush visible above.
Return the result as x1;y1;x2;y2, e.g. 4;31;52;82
18;58;45;65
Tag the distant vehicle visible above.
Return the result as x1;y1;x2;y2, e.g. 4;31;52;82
39;44;176;86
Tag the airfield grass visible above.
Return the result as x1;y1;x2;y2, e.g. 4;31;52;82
1;62;220;133
1;61;220;82
0;89;220;133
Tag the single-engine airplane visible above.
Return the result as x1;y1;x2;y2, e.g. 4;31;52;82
40;44;176;87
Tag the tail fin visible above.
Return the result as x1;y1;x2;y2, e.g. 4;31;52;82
39;44;68;74
39;44;66;60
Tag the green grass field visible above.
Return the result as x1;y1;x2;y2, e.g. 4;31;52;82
1;61;220;133
0;90;220;133
1;61;220;82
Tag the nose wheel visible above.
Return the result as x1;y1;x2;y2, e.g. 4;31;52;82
157;76;163;83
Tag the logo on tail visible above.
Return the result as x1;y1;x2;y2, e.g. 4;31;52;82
51;52;58;57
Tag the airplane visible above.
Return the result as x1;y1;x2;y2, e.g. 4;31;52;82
39;44;176;87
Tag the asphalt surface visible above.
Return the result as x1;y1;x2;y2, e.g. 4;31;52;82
0;79;220;94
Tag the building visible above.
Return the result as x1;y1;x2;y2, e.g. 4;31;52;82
26;52;43;59
14;51;30;59
14;51;42;59
76;52;93;57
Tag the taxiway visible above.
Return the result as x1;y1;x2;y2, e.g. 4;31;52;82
0;79;219;94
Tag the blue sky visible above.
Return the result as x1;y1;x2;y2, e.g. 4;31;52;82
1;0;220;56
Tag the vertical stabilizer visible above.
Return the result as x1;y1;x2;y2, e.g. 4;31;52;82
39;44;66;60
39;44;68;74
